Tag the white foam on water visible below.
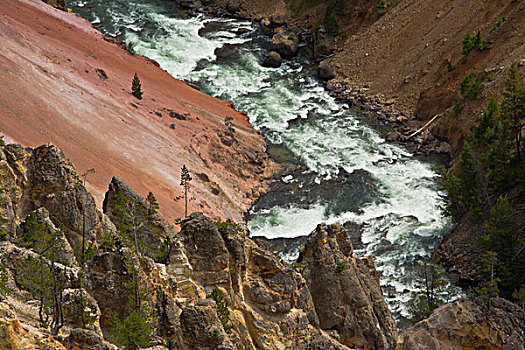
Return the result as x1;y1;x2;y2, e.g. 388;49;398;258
70;0;457;321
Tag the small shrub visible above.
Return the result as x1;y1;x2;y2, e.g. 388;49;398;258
126;42;135;55
214;219;243;237
109;311;151;350
447;62;456;72
336;261;346;271
376;1;386;8
486;71;496;82
131;73;143;100
460;71;484;100
207;288;234;334
324;15;339;35
154;237;171;264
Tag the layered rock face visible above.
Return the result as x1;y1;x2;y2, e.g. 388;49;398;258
0;142;398;349
399;297;525;350
298;223;398;350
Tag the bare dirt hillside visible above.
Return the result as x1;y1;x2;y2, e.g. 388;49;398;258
330;0;525;157
0;0;272;222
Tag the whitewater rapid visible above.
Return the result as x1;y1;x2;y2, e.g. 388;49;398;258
71;0;455;322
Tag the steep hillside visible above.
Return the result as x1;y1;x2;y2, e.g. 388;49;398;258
0;0;273;222
329;0;525;157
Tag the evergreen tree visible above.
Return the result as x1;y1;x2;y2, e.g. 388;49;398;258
109;310;151;350
17;213;66;334
501;63;525;161
512;285;525;320
488;126;512;192
131;73;143;100
518;161;525;203
113;189;148;312
180;165;192;218
476;251;500;308
80;168;95;266
408;254;452;323
459;138;487;219
145;192;159;220
479;196;520;296
474;98;498;148
441;167;466;223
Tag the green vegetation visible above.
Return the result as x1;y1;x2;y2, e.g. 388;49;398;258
207;288;234;334
214;219;244;237
107;190;152;347
16;213;66;335
501;63;525;161
462;31;490;56
408;254;452;323
336;261;346;271
324;14;339;35
179;165;192;218
460;71;484;100
109;310;151;350
131;73;143;100
442;63;525;302
447;61;456;72
489;16;506;34
126;42;135;55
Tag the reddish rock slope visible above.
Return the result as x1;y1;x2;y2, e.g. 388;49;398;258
0;0;271;222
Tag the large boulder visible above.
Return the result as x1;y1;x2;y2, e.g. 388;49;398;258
0;144;100;253
0;301;67;350
313;30;335;60
103;176;176;258
298;223;397;349
180;299;233;349
318;60;336;80
398;297;525;350
262;51;282;68
270;28;299;58
62;328;116;350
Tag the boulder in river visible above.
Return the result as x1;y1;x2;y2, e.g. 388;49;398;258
270;28;299;59
262;51;282;68
318;59;336;80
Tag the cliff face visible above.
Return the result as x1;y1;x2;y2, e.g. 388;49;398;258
399;297;525;350
0;0;272;223
0;142;396;349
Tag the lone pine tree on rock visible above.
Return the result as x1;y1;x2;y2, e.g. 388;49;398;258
131;73;143;100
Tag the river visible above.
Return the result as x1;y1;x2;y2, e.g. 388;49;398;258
70;0;455;325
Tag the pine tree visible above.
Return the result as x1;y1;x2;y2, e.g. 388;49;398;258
80;168;95;266
501;63;525;161
113;189;148;312
474;98;498;148
408;254;452;323
478;196;520;296
17;213;66;334
476;251;500;308
459;138;487;219
180;165;192;218
131;73;143;100
488;126;512;192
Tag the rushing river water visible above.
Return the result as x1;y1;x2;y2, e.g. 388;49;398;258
71;0;455;324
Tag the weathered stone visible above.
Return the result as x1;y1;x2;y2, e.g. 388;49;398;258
270;28;299;58
62;328;116;350
399;297;525;350
298;223;397;349
318;60;336;80
103;176;176;257
263;51;283;68
0;301;67;350
180;299;233;349
386;131;401;142
313;30;334;60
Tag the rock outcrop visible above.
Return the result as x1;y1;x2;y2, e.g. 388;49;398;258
262;51;283;68
318;60;336;80
398;297;525;350
298;223;398;350
270;28;299;58
0;301;67;350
